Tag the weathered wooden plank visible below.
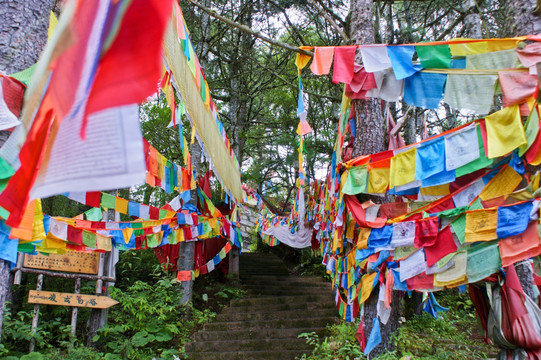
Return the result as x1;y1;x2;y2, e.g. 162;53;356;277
23;251;99;274
28;290;118;309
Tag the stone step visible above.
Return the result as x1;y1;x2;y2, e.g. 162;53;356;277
230;294;333;307
185;337;313;353
222;300;335;313
214;308;337;322
186;349;310;360
244;286;329;296
193;327;327;342
203;316;338;332
240;275;326;283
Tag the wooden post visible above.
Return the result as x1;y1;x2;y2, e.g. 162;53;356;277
228;248;239;278
13;253;24;285
86;253;105;346
70;278;81;338
29;274;43;352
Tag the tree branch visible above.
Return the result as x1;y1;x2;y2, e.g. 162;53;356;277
307;0;350;42
187;0;313;56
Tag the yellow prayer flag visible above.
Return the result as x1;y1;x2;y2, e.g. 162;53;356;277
465;209;498;242
390;148;417;188
96;235;112;251
295;52;311;70
485;105;527;158
123;228;134;244
190;125;196;144
479;165;522;200
345;219;356;240
48;11;58;40
367;167;390;194
115;197;129;215
448;39;489;56
420;183;450;196
357;227;371;249
360;272;377;304
486;39;522;52
177;229;185;242
434;252;468;288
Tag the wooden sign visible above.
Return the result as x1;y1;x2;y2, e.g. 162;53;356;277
28;290;118;309
24;251;99;274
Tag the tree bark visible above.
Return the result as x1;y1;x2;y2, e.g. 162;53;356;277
508;0;541;301
508;0;541;36
0;0;53;340
349;0;399;356
178;141;201;305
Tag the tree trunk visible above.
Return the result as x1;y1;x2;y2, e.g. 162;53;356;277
349;0;399;356
463;0;482;39
508;0;541;36
508;0;541;301
178;141;201;305
0;0;53;339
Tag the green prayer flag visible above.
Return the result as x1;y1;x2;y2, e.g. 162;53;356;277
146;234;158;248
0;158;14;180
519;105;540;156
455;126;493;177
438;206;468;219
339;301;345;317
101;193;116;209
159;209;169;219
394;246;417;260
9;64;36;84
415;44;451;69
469;198;484;210
342;166;368;195
82;232;96;248
450;214;466;244
18;242;35;253
219;248;226;259
85;207;103;222
467;242;501;283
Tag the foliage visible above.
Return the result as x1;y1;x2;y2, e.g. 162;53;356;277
92;277;206;359
298;322;363;360
298;291;496;360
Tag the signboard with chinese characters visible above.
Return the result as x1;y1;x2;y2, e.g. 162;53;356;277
23;251;99;274
27;290;118;309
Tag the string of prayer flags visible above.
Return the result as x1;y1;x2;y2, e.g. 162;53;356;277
164;4;243;202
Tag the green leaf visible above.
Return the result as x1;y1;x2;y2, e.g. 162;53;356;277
92;334;100;342
20;353;45;360
154;328;173;342
131;331;150;347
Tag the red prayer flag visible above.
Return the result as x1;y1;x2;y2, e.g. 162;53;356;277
332;46;357;84
424;226;457;267
176;270;192;281
414;217;439;248
85;0;173;116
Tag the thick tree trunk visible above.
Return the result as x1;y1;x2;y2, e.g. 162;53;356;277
349;0;399;356
0;0;53;340
508;0;541;35
508;0;541;301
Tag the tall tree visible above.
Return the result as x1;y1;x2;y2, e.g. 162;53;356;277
0;0;54;337
348;0;401;355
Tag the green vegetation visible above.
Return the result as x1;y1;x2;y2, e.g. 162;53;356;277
298;291;497;360
1;250;245;360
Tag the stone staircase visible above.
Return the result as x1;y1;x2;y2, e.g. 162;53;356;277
185;252;338;359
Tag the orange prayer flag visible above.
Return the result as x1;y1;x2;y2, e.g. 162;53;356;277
310;47;335;75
